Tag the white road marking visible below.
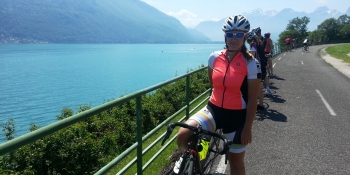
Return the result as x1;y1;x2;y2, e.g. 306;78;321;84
283;53;286;56
301;61;304;65
278;57;282;60
273;63;276;68
316;89;336;116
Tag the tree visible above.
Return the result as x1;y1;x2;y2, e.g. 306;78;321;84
317;18;341;42
2;118;15;141
337;15;350;25
337;15;350;40
340;24;350;40
308;30;328;45
277;16;310;50
286;16;310;37
278;30;300;52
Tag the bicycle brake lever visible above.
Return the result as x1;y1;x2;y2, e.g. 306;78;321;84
161;125;174;146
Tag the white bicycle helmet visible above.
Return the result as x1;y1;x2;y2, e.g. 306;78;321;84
247;29;256;40
222;15;250;33
254;27;261;34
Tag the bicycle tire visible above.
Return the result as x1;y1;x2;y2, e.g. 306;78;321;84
187;154;194;175
200;129;224;174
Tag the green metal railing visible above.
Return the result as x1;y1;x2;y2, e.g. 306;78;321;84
0;66;210;175
273;42;282;55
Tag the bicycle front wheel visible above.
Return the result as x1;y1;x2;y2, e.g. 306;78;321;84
187;154;194;175
177;153;193;175
200;129;224;174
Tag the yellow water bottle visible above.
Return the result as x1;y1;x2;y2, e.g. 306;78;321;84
198;137;210;161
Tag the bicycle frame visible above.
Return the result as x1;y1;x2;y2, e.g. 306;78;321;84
161;122;231;175
303;44;308;52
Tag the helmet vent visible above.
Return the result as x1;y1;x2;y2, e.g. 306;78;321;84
238;20;245;27
227;20;232;27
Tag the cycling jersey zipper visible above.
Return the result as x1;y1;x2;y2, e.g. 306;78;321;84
221;55;232;107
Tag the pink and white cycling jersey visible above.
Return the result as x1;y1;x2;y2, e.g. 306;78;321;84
208;49;261;110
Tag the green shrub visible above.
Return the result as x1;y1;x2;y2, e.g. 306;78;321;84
0;66;209;174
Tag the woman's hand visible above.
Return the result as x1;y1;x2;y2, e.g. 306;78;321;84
241;127;252;146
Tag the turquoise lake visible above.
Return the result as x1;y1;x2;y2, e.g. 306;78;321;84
0;44;224;142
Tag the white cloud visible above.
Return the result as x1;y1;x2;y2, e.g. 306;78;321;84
166;9;205;28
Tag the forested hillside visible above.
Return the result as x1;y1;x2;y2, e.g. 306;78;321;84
0;0;210;43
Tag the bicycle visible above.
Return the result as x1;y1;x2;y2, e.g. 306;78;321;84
161;122;232;175
302;44;308;52
285;44;289;52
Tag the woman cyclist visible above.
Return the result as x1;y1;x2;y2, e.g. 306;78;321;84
264;32;274;77
255;28;271;96
174;15;261;175
303;37;309;51
248;32;265;110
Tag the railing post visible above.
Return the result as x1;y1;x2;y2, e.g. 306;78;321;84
136;96;142;175
185;75;190;120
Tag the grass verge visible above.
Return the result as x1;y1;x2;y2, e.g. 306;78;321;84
325;43;350;63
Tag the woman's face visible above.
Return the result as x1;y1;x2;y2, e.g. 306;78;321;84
225;30;246;50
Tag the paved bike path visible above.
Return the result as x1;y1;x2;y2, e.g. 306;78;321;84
213;44;350;175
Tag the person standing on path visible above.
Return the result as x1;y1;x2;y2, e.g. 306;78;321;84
174;15;261;175
264;32;274;77
255;27;272;96
248;31;265;110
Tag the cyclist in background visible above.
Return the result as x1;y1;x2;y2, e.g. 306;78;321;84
255;28;272;96
174;15;261;175
303;37;309;51
285;37;291;52
247;31;257;58
248;31;265;110
264;32;274;77
295;38;299;48
291;38;296;50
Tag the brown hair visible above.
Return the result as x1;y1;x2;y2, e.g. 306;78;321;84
255;35;263;46
241;43;253;61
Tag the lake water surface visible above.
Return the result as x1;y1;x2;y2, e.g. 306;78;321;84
0;44;224;142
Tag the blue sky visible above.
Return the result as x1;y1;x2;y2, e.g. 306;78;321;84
141;0;349;28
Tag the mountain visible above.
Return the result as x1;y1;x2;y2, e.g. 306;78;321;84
244;8;279;17
194;20;225;42
186;28;211;42
0;0;209;43
347;7;350;15
195;6;349;42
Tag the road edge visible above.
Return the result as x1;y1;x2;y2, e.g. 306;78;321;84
319;45;350;79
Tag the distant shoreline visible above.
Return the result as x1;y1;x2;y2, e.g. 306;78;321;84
0;41;225;44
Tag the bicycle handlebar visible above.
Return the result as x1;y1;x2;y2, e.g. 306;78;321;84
161;122;232;155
